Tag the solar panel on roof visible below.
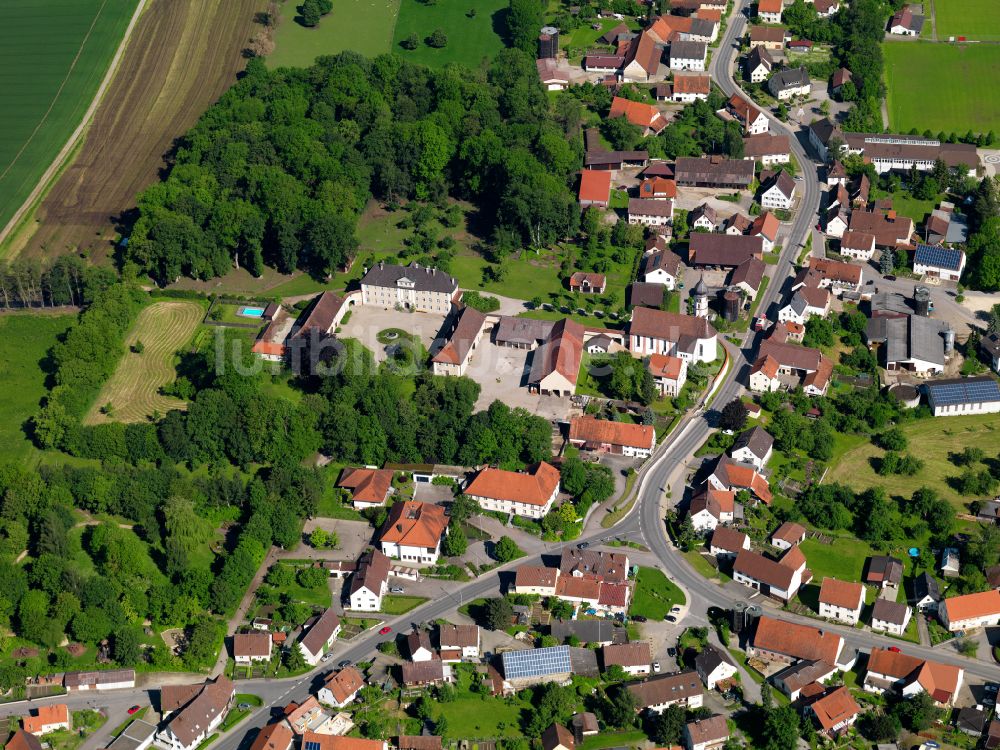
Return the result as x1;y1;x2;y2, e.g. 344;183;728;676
927;378;1000;406
502;645;572;680
915;244;963;271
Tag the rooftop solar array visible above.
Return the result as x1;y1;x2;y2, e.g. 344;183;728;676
914;243;963;271
926;377;1000;406
502;645;572;680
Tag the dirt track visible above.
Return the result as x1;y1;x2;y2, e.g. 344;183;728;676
17;0;266;260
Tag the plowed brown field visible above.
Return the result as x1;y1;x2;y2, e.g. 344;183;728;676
13;0;265;259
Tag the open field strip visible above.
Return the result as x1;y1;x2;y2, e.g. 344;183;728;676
269;0;401;68
84;301;203;424
390;0;508;68
934;0;1000;40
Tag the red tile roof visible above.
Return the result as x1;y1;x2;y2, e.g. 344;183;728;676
515;565;559;588
811;687;860;732
752;616;843;664
609;97;668;133
603;642;652;667
338;467;394;505
22;705;69;734
579;170;612;204
942;589;1000;624
818;578;863;610
379;500;449;549
323;666;365;705
569;416;655;450
673;73;711;95
465;462;561;506
648;353;684;380
234;632;272;659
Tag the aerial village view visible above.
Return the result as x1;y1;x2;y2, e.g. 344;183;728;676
0;1;999;750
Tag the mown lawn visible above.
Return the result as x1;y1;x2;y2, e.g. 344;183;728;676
629;566;685;619
799;537;873;583
884;42;1000;133
380;595;428;615
830;412;1000;510
269;0;401;67
390;0;508;68
436;692;526;738
934;0;1000;40
0;313;74;463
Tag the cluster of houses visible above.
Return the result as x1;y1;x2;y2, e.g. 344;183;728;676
512;548;634;615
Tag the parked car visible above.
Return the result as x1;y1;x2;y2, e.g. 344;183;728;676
390;586;404;594
322;652;335;661
577;542;590;549
127;706;141;715
665;615;678;623
884;274;896;281
652;661;661;673
888;646;901;653
379;626;392;635
338;659;352;668
667;647;676;657
670;605;681;613
632;615;648;623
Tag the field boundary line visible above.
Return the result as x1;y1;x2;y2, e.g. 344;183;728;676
0;0;151;249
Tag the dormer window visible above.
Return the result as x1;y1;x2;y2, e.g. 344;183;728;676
397;277;415;289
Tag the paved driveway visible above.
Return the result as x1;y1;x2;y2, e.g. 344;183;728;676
338;307;448;363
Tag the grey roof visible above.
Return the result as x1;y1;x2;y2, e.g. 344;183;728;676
866;556;903;585
494;316;555;346
627;282;665;309
871;597;909;626
925;376;1000;407
808;118;842;147
694;644;735;678
787;291;808;317
981;332;1000;359
732;426;773;459
881;315;946;368
694;276;708;295
671;40;707;60
551;619;627;645
957;707;988;735
772;659;835;694
763;170;796;199
676;157;755;187
747;45;773;71
768;67;810;93
108;721;157;750
869;291;912;316
689;18;717;38
361;261;458;293
914;243;964;272
629;198;674;217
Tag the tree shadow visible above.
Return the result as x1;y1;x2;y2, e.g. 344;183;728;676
492;7;512;46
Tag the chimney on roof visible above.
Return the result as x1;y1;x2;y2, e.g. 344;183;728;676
379;261;384;269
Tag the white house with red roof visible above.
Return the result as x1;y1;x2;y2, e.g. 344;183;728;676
568;416;655;458
648;353;687;396
464;462;561;519
378;500;449;564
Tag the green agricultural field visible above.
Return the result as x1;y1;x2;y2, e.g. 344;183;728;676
268;0;402;68
830;413;1000;510
0;0;139;234
884;42;1000;134
935;0;1000;41
0;313;75;463
391;0;508;68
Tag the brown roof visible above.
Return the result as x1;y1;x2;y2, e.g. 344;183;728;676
710;526;747;553
675;156;755;187
302;734;386;750
731;257;766;292
809;257;862;286
811;687;861;732
249;723;294;750
686;716;729;746
301;608;341;657
727;95;764;128
465;462;561;506
559;548;630;583
603;642;652;668
600;22;629;43
323;666;365;705
630;307;717;343
579;170;612;203
63;669;135;689
673;73;711;95
628;283;665;309
439;623;479;649
849;207;913;247
234;632;272;659
840;230;875;251
733;425;773;460
818;578;863;610
6;732;43;750
556;575;602;601
401;659;445;685
396;737;442;750
432;306;486;365
629;198;674;218
749;25;786;42
570;272;607;289
338;468;393;505
161;683;205;714
350;549;391;597
627;671;702;708
570;416;655;450
623;31;663;76
165;677;235;747
407;630;434;658
711;455;772;504
734;549;797;590
529;318;586;386
689;233;763;267
751;616;842;664
291;292;346;339
379;500;448;549
771;521;805;545
515;565;559;589
541;724;576;750
872;598;910;626
759;337;824;372
649;14;693;42
642;249;682;278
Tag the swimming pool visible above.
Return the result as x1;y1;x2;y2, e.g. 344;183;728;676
238;306;265;318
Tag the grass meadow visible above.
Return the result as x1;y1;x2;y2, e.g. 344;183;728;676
0;0;139;233
629;566;686;619
390;0;509;68
0;313;75;463
884;42;1000;133
269;0;402;68
934;0;1000;40
85;300;204;424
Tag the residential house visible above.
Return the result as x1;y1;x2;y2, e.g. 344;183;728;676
743;133;790;166
818;578;864;625
571;713;600;741
749;212;780;253
234;632;272;666
727;95;770;135
709;526;749;558
939;589;1000;631
690;203;719;231
361;262;457;314
648;353;688;397
155;677;235;750
579;170;612;209
569;416;656;458
537;59;569;91
924;376;1000;417
732;546;806;601
830;67;852;95
748;25;786;50
527;318;586;397
583;54;625;73
609;97;668;135
7;732;43;750
348;549;391;611
778;286;830;325
541;723;576;750
669;40;707;70
912;572;941;611
23;705;71;735
671;73;712;102
675;156;756;188
871;598;912;636
849;205;914;248
638;177;676;200
888;5;924;35
627;671;704;712
628;307;719;363
464;462;561;519
750;337;833;396
767;67;811;100
745;45;774;82
689;234;764;268
707;454;772;504
501;646;573;690
551;619;624;647
338;468;394;510
839;230;876;261
685;715;730;750
913;244;966;282
773;660;837;700
514;565;559;596
247;723;293;750
628;198;675;228
432;305;488;377
603;642;652;676
299;608;342;666
759;170;796;210
695;645;738;690
641;248;683;289
808;257;863;294
730;257;766;301
438;624;480;661
379;500;449;564
749;616;845;666
865;556;904;591
560;548;630;583
863;648;963;705
401;659;452;688
757;0;783;23
956;708;989;738
815;0;839;16
982;332;1000;373
810;687;861;737
691;487;738;533
406;631;434;662
623;31;663;81
730;426;773;469
725;213;753;235
318;667;365;708
770;521;806;550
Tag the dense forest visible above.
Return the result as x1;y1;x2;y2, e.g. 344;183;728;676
124;51;581;284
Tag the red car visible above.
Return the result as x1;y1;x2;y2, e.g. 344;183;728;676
378;626;392;635
888;646;901;653
127;706;141;715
